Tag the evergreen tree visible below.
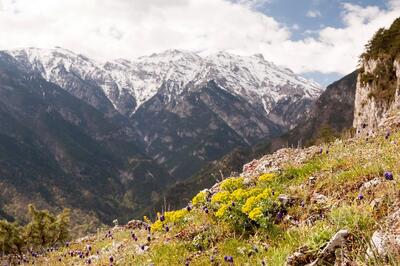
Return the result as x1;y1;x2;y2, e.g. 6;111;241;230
0;220;24;255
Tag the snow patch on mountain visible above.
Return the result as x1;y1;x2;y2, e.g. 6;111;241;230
6;47;322;115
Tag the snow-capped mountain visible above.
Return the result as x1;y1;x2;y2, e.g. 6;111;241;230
5;47;322;179
7;47;321;117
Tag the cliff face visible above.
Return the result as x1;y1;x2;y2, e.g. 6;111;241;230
353;17;400;133
354;59;400;133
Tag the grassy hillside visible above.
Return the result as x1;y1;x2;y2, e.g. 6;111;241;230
157;71;358;212
14;124;400;265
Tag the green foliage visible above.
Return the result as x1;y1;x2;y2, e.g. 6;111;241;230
316;125;338;144
306;222;335;251
362;18;400;61
360;17;400;102
329;205;375;234
0;220;24;254
0;205;70;255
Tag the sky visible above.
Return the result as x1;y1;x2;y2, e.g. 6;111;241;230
0;0;399;86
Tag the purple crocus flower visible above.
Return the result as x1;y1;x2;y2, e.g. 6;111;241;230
277;210;285;220
160;215;165;222
109;256;114;263
186;205;192;212
224;256;234;263
385;130;390;139
165;226;169;232
384;171;394;180
357;194;364;200
147;235;151;242
231;201;236;207
204;208;209;214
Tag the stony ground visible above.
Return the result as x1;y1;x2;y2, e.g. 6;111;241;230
5;125;400;266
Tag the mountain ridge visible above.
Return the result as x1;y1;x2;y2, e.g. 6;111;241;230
6;47;322;118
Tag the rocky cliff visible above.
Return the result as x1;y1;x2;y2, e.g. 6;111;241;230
354;59;400;133
354;18;400;133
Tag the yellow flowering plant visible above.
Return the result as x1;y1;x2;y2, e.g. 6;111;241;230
150;209;190;232
192;190;207;206
220;177;244;192
258;173;277;183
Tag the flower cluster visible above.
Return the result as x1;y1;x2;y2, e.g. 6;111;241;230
192;190;207;206
257;173;276;183
210;175;279;229
220;177;244;192
150;209;189;232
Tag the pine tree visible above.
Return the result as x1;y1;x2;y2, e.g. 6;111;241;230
0;220;24;254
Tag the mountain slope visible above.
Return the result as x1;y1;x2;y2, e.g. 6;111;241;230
160;71;358;208
6;47;322;183
29;124;400;266
0;52;171;229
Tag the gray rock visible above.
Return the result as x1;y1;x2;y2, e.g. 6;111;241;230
311;193;328;204
360;177;382;191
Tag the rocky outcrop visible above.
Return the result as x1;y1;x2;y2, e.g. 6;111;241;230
354;59;400;134
366;207;400;261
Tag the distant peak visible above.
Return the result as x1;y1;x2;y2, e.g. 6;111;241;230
252;53;264;60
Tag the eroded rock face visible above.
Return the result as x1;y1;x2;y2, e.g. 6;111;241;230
354;59;400;134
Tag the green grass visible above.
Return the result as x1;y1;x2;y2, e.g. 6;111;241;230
14;128;400;266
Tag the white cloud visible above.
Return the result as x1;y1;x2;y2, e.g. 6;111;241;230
307;10;322;18
0;0;399;76
389;0;400;8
